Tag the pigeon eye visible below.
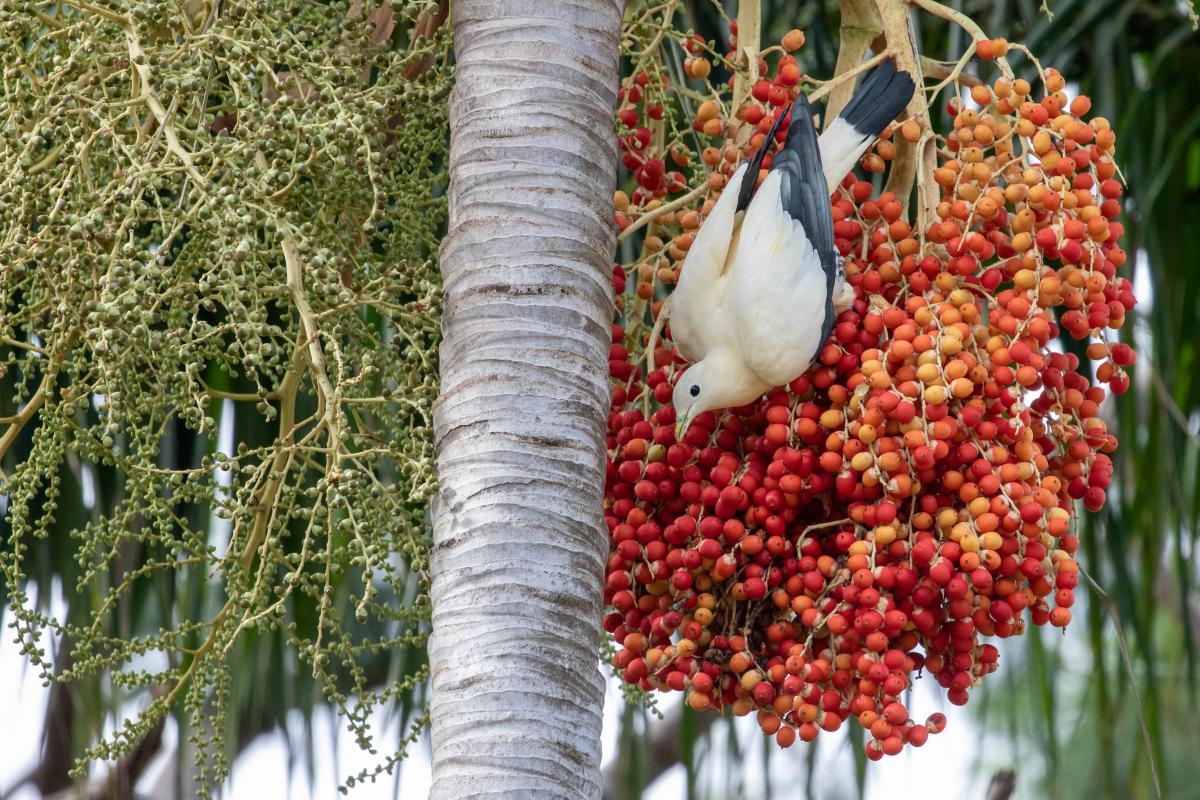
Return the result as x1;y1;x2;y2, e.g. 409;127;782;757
689;385;700;397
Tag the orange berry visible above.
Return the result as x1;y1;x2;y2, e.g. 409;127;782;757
782;29;806;51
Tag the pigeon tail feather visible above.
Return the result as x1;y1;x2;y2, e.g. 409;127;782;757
818;60;916;194
836;58;915;143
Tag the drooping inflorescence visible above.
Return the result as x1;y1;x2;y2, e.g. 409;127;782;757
607;20;1133;759
1;3;449;792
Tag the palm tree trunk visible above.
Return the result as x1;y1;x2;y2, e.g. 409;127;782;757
429;1;624;797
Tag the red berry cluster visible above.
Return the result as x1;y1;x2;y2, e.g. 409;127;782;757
617;71;689;207
606;50;1133;759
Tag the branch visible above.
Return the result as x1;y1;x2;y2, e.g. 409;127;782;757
807;49;892;105
0;335;49;356
60;0;129;25
89;688;168;800
645;295;671;374
826;0;883;126
153;347;303;716
27;143;66;177
254;150;342;474
923;44;982;97
876;0;925;205
0;382;52;462
907;0;1014;79
617;181;707;243
920;55;983;88
127;33;208;191
201;384;279;403
730;0;761;144
241;352;301;574
0;332;78;470
281;230;343;472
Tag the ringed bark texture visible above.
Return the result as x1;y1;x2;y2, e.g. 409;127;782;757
429;2;624;798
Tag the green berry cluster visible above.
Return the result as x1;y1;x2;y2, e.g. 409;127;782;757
1;1;449;793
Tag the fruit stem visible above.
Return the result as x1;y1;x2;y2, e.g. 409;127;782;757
731;0;761;141
906;0;1014;80
618;181;706;245
874;0;927;214
807;49;894;106
827;0;884;126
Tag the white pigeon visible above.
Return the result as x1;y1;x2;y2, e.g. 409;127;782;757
670;60;915;439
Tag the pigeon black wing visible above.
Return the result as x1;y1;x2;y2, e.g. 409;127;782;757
769;93;840;355
735;103;791;213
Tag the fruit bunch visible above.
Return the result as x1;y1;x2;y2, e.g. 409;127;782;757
617;69;690;208
606;30;1134;759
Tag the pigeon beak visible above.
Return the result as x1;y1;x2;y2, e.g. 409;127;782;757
674;412;693;443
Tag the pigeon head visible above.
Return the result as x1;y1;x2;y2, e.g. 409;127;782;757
672;351;771;442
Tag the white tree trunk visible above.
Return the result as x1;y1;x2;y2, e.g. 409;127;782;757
429;2;624;797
